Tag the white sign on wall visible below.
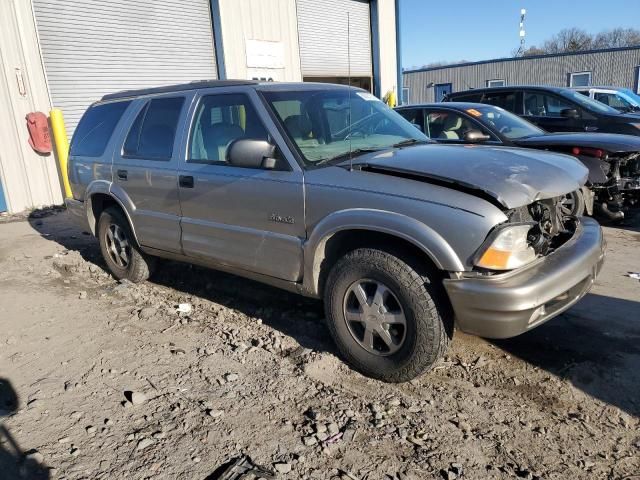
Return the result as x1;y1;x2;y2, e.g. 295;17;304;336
246;39;284;69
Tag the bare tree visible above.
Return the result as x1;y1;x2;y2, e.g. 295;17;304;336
522;27;640;56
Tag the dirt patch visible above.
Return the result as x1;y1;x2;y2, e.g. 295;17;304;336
0;210;638;479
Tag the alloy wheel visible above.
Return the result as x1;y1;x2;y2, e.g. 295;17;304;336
342;279;407;356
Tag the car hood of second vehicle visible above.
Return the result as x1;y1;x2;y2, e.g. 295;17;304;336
350;144;588;209
514;132;640;152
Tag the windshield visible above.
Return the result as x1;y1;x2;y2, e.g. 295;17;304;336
615;89;640;109
467;105;544;139
560;90;620;114
262;88;429;166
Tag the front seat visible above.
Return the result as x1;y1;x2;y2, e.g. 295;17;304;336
438;115;463;139
203;122;245;161
283;114;313;140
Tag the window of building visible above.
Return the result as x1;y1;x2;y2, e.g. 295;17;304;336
189;94;269;165
486;79;505;87
402;87;410;105
569;71;592;88
71;101;131;157
124;97;185;160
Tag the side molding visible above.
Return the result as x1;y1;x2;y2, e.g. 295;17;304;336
303;209;465;296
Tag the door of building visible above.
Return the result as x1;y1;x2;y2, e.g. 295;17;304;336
0;179;7;213
434;83;452;102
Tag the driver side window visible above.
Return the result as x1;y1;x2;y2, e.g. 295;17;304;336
189;93;269;164
524;92;574;117
425;111;489;140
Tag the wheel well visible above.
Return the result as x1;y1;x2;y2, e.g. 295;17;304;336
89;193;121;235
316;230;442;297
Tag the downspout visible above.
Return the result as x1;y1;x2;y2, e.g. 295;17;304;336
370;0;381;98
394;0;403;104
210;0;227;80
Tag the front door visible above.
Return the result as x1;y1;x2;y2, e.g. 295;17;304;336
111;94;190;253
434;83;452;102
177;89;305;281
522;90;587;132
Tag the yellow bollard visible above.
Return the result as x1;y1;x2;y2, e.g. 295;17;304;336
50;109;72;198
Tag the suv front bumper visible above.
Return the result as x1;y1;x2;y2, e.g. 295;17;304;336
443;217;605;339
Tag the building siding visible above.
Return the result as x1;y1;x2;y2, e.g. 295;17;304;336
403;47;640;104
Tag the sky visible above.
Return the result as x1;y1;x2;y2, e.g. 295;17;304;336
400;0;640;70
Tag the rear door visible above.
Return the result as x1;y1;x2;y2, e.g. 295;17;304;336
177;88;305;281
111;93;191;253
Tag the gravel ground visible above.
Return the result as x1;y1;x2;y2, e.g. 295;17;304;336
0;209;639;480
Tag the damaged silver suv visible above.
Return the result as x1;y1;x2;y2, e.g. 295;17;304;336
66;81;605;382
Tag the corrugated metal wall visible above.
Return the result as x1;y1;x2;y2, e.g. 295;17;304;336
403;48;640;104
32;0;218;136
297;0;372;77
0;0;62;213
219;0;302;82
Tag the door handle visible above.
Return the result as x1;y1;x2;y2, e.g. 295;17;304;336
179;175;194;188
117;169;128;180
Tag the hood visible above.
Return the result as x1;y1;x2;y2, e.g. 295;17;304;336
350;144;588;209
514;132;640;153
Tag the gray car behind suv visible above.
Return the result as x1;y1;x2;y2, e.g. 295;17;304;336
66;80;605;382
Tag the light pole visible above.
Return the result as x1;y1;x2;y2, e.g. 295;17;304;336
516;8;527;56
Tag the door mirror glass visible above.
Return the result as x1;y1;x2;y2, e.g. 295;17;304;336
560;108;579;119
463;129;491;142
227;139;276;169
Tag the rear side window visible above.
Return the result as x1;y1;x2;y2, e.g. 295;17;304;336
70;101;131;157
123;97;185;160
448;92;482;102
482;92;517;112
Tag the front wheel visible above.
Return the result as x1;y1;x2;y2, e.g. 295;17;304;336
324;248;452;382
560;190;586;217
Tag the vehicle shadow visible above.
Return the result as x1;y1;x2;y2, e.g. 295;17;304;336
26;209;335;356
0;378;50;480
491;293;640;418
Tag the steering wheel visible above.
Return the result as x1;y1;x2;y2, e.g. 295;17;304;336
499;125;511;134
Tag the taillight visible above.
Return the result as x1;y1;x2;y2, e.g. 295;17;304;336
572;146;605;158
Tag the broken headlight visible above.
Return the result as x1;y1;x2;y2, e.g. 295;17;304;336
475;224;537;271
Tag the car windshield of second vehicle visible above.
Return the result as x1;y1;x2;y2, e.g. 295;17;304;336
564;90;620;114
469;106;544;139
262;89;429;166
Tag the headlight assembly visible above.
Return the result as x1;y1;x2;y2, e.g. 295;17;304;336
475;224;537;271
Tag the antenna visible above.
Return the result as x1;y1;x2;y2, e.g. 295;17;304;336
347;11;353;171
516;8;527;56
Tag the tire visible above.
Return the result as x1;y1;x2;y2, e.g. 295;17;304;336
324;248;452;383
560;189;585;217
97;206;155;283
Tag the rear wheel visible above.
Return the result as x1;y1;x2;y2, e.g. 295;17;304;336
324;248;452;382
560;190;585;217
98;206;155;282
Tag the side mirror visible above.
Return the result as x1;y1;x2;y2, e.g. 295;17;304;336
227;139;277;169
560;108;579;119
463;129;491;143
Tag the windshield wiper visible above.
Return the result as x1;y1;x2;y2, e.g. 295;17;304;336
315;147;383;166
391;138;430;148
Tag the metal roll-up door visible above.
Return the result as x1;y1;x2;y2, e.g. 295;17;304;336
296;0;372;77
32;0;217;136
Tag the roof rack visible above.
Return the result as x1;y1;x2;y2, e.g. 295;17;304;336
101;79;259;101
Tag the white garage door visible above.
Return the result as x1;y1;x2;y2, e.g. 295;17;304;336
33;0;217;136
296;0;372;77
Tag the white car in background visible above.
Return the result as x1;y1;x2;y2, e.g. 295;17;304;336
573;86;640;114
